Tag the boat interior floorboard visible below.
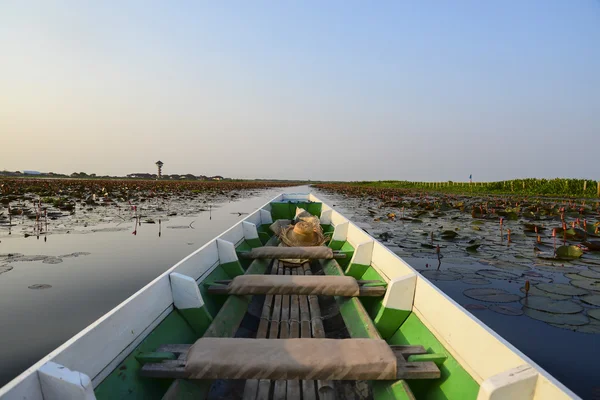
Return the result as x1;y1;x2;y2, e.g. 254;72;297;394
207;259;373;400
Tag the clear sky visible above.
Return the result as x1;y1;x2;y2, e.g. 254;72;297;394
1;1;599;181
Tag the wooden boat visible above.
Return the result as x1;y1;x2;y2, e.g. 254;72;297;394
0;193;579;400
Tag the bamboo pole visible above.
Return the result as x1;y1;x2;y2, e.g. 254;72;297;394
583;181;587;193
597;181;600;198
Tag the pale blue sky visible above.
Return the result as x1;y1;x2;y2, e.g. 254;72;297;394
1;1;599;181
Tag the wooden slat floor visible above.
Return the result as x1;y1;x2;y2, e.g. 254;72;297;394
242;260;332;400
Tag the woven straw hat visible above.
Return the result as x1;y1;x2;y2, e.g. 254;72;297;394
280;221;327;247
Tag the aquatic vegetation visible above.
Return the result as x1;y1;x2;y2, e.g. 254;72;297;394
519;296;583;314
463;288;521;303
420;270;461;281
523;308;589;325
27;284;52;290
0;178;295;238
536;283;588;296
489;305;523;316
0;266;12;275
316;178;600;198
316;184;600;334
581;294;600;307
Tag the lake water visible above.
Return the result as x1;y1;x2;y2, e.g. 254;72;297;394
0;186;596;399
0;186;300;386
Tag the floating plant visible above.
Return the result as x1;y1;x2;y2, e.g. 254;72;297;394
569;279;600;292
489;305;524;316
536;283;588;296
581;295;600;307
523;308;589;325
421;270;461;281
476;269;520;280
519;296;583;314
28;284;52;290
463;288;521;303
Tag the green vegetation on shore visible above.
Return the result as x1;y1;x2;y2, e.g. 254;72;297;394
327;178;600;198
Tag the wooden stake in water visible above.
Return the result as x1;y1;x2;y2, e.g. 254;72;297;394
525;280;530;298
499;218;504;241
552;228;557;256
436;245;441;270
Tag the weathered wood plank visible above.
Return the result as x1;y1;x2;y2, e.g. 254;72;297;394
244;260;278;400
302;263;332;400
259;261;285;400
297;264;316;400
140;352;440;380
206;279;386;297
391;345;428;359
273;264;290;399
396;361;441;380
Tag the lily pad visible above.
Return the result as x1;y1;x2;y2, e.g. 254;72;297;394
59;252;91;258
464;303;487;310
520;286;570;300
523;307;589;325
463;288;521;303
421;270;461;281
489;305;524;316
0;253;24;260
91;227;129;233
28;284;52;290
476;269;520;280
465;244;481;252
564;273;595;281
0;266;13;275
570;279;600;292
440;230;458;239
448;267;479;274
14;255;48;262
42;257;63;265
581;295;600;307
576;269;600;280
462;278;491;285
589;309;600;321
536;283;588;296
555;245;584;259
532;264;581;273
519;296;583;314
549;323;600;334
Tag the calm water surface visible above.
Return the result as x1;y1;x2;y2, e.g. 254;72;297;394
0;186;307;385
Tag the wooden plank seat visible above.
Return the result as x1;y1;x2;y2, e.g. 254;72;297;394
207;275;387;297
140;339;440;381
238;247;346;260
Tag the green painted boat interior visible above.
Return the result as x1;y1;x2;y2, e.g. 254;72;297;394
94;200;480;399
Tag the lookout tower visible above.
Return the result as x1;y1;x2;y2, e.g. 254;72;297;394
155;160;164;179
